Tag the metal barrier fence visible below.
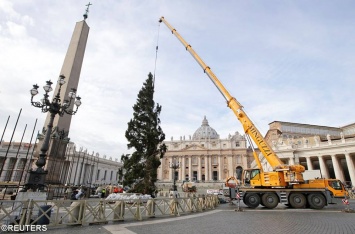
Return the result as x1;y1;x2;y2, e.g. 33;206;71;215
0;195;219;228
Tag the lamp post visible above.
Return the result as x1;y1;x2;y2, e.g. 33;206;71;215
169;161;180;192
23;75;81;191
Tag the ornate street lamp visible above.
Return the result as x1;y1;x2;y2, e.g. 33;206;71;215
169;161;180;192
23;75;81;191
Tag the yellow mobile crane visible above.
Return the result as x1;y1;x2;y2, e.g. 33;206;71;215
159;17;348;209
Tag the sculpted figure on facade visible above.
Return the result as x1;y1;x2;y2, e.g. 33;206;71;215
272;140;276;148
287;137;293;145
313;136;319;145
278;136;284;145
340;132;345;143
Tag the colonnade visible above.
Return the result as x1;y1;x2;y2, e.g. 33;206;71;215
297;153;355;185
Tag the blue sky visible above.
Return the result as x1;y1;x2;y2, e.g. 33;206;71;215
0;0;354;160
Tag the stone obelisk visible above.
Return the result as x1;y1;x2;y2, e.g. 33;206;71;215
37;10;90;185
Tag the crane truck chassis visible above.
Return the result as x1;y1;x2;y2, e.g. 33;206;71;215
223;176;345;209
159;17;348;210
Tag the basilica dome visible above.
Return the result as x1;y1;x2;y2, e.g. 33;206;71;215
192;116;219;140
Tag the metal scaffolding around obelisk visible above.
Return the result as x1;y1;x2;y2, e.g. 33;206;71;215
35;5;91;185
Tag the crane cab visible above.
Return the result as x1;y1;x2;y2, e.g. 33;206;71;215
243;168;290;188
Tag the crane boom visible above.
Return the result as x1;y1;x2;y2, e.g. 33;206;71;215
159;16;304;172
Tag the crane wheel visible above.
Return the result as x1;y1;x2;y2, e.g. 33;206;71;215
307;193;326;209
244;193;260;208
261;193;279;209
289;193;306;208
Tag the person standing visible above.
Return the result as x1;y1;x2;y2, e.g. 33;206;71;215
75;188;84;200
96;185;103;198
64;186;72;200
102;187;106;198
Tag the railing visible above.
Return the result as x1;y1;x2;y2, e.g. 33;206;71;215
0;195;219;228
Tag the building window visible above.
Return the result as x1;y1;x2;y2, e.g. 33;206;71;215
110;171;113;180
235;141;240;147
104;170;107;180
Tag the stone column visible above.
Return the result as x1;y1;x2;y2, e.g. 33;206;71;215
345;153;355;186
206;155;210;181
68;159;78;185
157;162;161;182
177;156;182;181
78;160;86;185
188;157;192;181
218;155;223;181
8;158;19;181
318;156;329;179
169;158;173;181
331;155;345;182
181;156;185;181
228;155;234;177
198;156;202;181
59;160;68;184
306;157;314;170
13;158;25;181
289;157;295;165
208;155;211;181
0;158;12;181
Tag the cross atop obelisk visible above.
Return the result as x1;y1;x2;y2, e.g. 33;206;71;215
83;2;92;20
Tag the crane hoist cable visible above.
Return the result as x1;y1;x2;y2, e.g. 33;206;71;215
153;22;161;89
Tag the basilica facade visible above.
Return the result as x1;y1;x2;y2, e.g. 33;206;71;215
156;116;254;187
